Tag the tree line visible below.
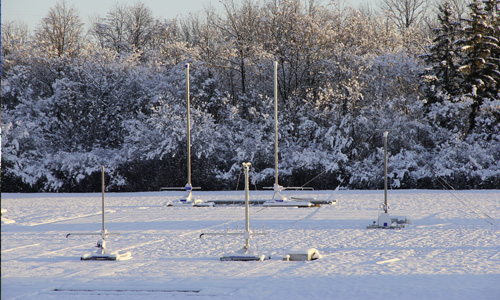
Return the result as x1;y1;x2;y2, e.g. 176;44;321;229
1;0;499;192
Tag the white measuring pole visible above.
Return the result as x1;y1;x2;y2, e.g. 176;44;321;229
243;162;251;251
383;131;389;213
274;61;279;186
186;63;192;187
66;166;121;241
101;166;105;232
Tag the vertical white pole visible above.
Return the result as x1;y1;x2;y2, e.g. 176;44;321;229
274;61;279;186
243;162;251;251
101;166;105;231
383;131;388;213
186;63;192;187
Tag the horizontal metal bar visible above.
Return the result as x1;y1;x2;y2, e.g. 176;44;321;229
160;187;201;191
199;232;267;238
263;187;314;190
66;232;121;238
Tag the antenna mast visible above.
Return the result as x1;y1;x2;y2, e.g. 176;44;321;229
367;130;409;229
186;63;192;186
243;162;251;251
65;165;131;260
101;166;105;231
383;131;388;213
274;61;279;186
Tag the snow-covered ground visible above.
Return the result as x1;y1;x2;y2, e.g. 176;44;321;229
2;189;500;300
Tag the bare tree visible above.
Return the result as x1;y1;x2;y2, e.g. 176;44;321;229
358;2;376;20
1;21;30;57
378;0;430;34
217;0;263;95
88;3;129;53
126;2;155;51
89;2;154;53
35;0;84;57
1;21;31;77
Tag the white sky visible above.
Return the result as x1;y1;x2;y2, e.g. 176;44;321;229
2;0;368;33
2;0;223;32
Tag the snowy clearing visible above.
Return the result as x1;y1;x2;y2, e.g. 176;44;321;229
2;189;500;300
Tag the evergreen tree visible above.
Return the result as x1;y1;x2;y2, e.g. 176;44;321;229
457;0;500;132
422;1;463;102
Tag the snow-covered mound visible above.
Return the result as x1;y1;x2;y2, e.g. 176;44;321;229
1;208;16;225
1;190;499;299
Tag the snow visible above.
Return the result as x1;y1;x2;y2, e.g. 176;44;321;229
2;189;500;300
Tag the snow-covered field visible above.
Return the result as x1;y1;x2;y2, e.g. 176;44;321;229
2;189;500;300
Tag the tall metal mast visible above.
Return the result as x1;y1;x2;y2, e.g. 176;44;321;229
186;63;192;187
367;130;409;229
383;131;389;213
199;162;267;261
274;61;279;186
243;162;251;251
65;165;131;260
101;166;105;231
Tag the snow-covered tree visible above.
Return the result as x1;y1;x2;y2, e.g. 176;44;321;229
88;3;129;53
421;1;464;101
3;0;499;191
378;0;430;32
456;0;500;132
1;21;30;62
88;2;155;54
35;0;84;58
